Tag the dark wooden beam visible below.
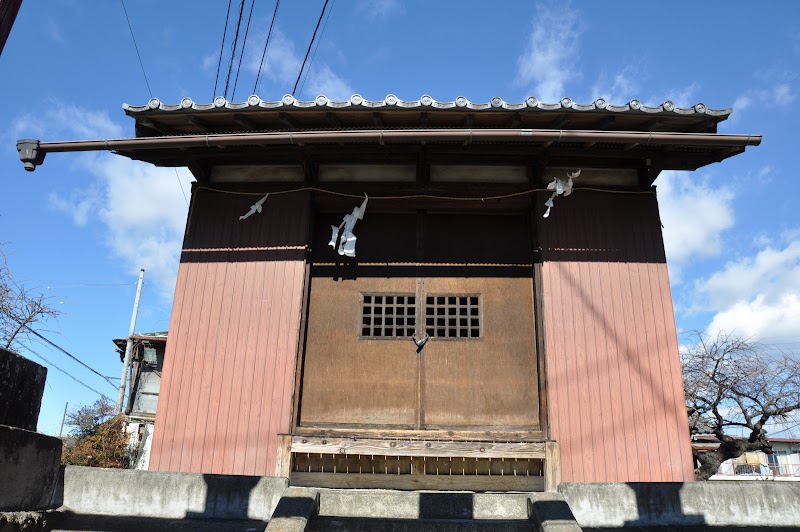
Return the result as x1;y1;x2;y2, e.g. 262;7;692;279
420;112;429;127
372;112;383;127
623;143;639;151
643;118;664;131
583;141;597;149
594;116;616;130
325;112;341;128
549;114;569;128
416;145;429;184
463;114;474;128
686;119;716;133
509;112;522;129
186;161;211;184
279;112;297;129
186;116;209;132
136;118;175;136
233;114;256;130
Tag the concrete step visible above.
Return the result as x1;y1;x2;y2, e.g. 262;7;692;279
315;489;531;521
307;516;534;532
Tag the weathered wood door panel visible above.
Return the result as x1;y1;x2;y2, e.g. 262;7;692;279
421;277;539;428
420;214;538;429
299;211;539;431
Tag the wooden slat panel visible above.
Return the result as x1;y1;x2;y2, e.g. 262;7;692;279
290;472;545;492
149;189;310;476
537;191;694;483
291;436;546;459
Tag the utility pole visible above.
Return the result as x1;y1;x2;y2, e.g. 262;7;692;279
58;401;68;438
117;269;144;413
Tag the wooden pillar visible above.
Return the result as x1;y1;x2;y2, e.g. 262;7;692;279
276;434;293;479
545;441;561;493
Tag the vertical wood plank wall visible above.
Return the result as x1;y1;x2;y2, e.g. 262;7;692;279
149;189;309;476
537;191;694;482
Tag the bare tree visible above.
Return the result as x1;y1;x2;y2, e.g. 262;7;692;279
682;331;800;480
0;246;60;351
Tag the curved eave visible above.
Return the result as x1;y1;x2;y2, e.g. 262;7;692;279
18;128;761;182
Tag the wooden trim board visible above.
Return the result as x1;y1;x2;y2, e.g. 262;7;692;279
291;472;545;492
291;436;546;459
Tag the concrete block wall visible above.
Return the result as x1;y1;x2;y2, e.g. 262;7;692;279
0;346;47;431
60;466;288;521
561;481;800;528
0;425;62;511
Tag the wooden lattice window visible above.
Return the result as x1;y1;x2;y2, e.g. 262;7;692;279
361;294;416;339
425;295;481;339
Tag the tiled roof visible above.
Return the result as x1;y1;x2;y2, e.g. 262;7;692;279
123;94;731;118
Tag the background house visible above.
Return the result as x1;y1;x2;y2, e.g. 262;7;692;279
113;331;166;469
693;436;800;481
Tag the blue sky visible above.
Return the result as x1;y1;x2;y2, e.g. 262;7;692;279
1;0;799;437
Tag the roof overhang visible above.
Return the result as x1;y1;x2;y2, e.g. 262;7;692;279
17;95;761;186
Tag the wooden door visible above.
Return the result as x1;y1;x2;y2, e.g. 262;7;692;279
298;211;539;431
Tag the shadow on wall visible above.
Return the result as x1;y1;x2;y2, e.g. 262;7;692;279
184;474;261;520
623;483;705;528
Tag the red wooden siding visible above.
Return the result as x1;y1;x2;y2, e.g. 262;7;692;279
149;189;309;476
537;191;694;482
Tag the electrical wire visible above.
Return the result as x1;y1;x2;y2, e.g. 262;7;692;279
195;185;655;201
231;0;256;101
253;0;281;95
24;346;111;401
25;327;118;389
119;0;190;206
768;421;800;437
292;0;330;96
299;0;335;96
119;0;152;98
174;168;189;207
214;0;234;99
223;0;248;100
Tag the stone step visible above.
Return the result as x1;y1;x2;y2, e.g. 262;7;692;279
307;516;534;532
315;490;531;521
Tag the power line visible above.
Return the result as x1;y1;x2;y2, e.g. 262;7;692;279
223;0;248;100
231;0;256;101
119;1;190;204
25;346;111;401
299;0;335;96
119;0;152;98
769;421;800;437
292;0;330;96
26;327;117;390
174;168;189;207
253;0;281;95
214;0;235;99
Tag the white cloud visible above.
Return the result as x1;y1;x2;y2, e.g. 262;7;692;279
591;65;640;104
355;0;403;20
655;170;735;281
11;102;124;141
690;236;800;341
706;294;800;340
202;50;218;73
16;103;192;298
50;154;193;298
46;18;64;43
48;188;101;227
245;29;352;100
303;64;353;101
516;2;583;102
727;83;796;125
694;240;800;312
